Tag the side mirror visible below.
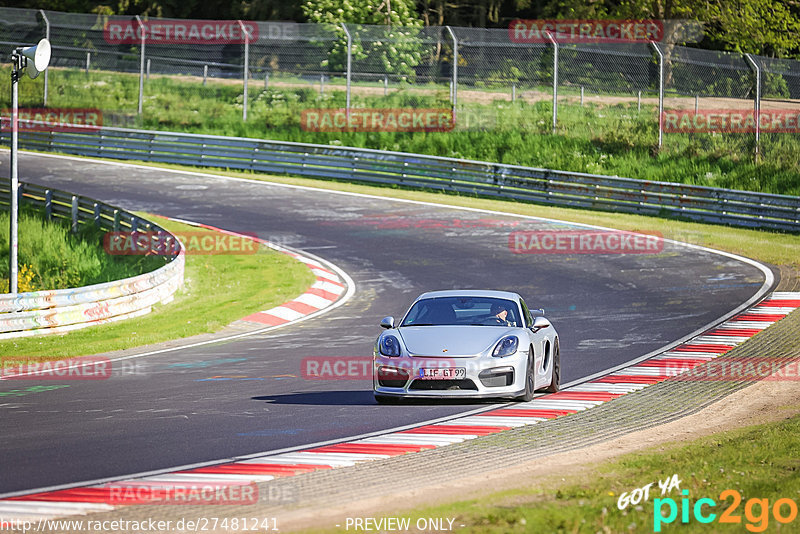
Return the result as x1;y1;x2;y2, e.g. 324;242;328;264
380;316;395;329
531;316;550;332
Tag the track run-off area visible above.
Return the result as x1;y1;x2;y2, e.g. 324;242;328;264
0;151;776;503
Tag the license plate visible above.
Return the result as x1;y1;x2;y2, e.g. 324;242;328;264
418;367;466;380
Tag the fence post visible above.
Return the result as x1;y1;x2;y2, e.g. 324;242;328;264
203;65;208;86
136;15;145;116
650;41;664;149
546;31;558;133
39;9;50;107
86;52;91;74
341;23;352;118
146;58;151;81
744;53;761;160
446;26;458;123
384;74;388;96
265;72;269;90
238;21;250;122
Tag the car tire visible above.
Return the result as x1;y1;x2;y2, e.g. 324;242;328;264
374;394;400;405
544;339;560;393
515;352;535;402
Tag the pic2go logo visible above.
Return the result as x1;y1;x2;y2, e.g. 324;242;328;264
654;489;798;532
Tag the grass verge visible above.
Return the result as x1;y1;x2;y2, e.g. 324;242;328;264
0;216;316;359
4;68;799;195
0;208;165;292
301;411;800;533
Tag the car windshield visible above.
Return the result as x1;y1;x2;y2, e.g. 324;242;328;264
400;296;520;327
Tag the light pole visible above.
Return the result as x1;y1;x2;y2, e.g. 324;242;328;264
8;38;50;294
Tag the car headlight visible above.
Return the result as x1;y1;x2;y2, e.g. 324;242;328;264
492;336;519;358
379;335;401;357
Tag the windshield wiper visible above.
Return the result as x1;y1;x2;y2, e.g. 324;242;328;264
401;323;435;327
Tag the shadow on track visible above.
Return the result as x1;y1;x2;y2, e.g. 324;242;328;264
253;391;497;407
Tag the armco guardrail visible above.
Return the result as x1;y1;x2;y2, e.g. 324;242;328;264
0;182;184;339
2;126;799;231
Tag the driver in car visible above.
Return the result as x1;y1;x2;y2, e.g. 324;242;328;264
490;303;512;326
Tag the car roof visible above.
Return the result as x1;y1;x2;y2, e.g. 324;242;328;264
414;289;522;302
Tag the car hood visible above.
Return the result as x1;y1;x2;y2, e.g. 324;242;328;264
398;325;516;357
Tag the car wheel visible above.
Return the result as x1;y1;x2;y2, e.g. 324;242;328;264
544;339;560;393
515;353;535;402
374;394;400;405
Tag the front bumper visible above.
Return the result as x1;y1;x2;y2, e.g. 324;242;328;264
373;350;528;399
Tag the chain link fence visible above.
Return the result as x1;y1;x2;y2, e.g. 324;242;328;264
1;7;799;169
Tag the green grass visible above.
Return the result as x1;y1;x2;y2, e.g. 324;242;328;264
4;68;799;195
0;217;316;359
0;209;165;292
300;412;800;533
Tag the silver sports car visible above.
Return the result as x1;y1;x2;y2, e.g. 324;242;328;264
373;290;560;403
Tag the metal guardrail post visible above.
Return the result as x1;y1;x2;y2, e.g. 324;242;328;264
744;53;761;160
71;196;79;233
136;15;145;116
546;32;558;133
45;189;52;220
341;23;352;118
39;9;50;107
238;20;250;122
650;41;664;149
446;26;458;123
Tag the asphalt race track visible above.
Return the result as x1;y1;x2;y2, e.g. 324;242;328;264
0;152;774;495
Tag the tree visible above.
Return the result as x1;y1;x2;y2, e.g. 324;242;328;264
302;0;424;77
